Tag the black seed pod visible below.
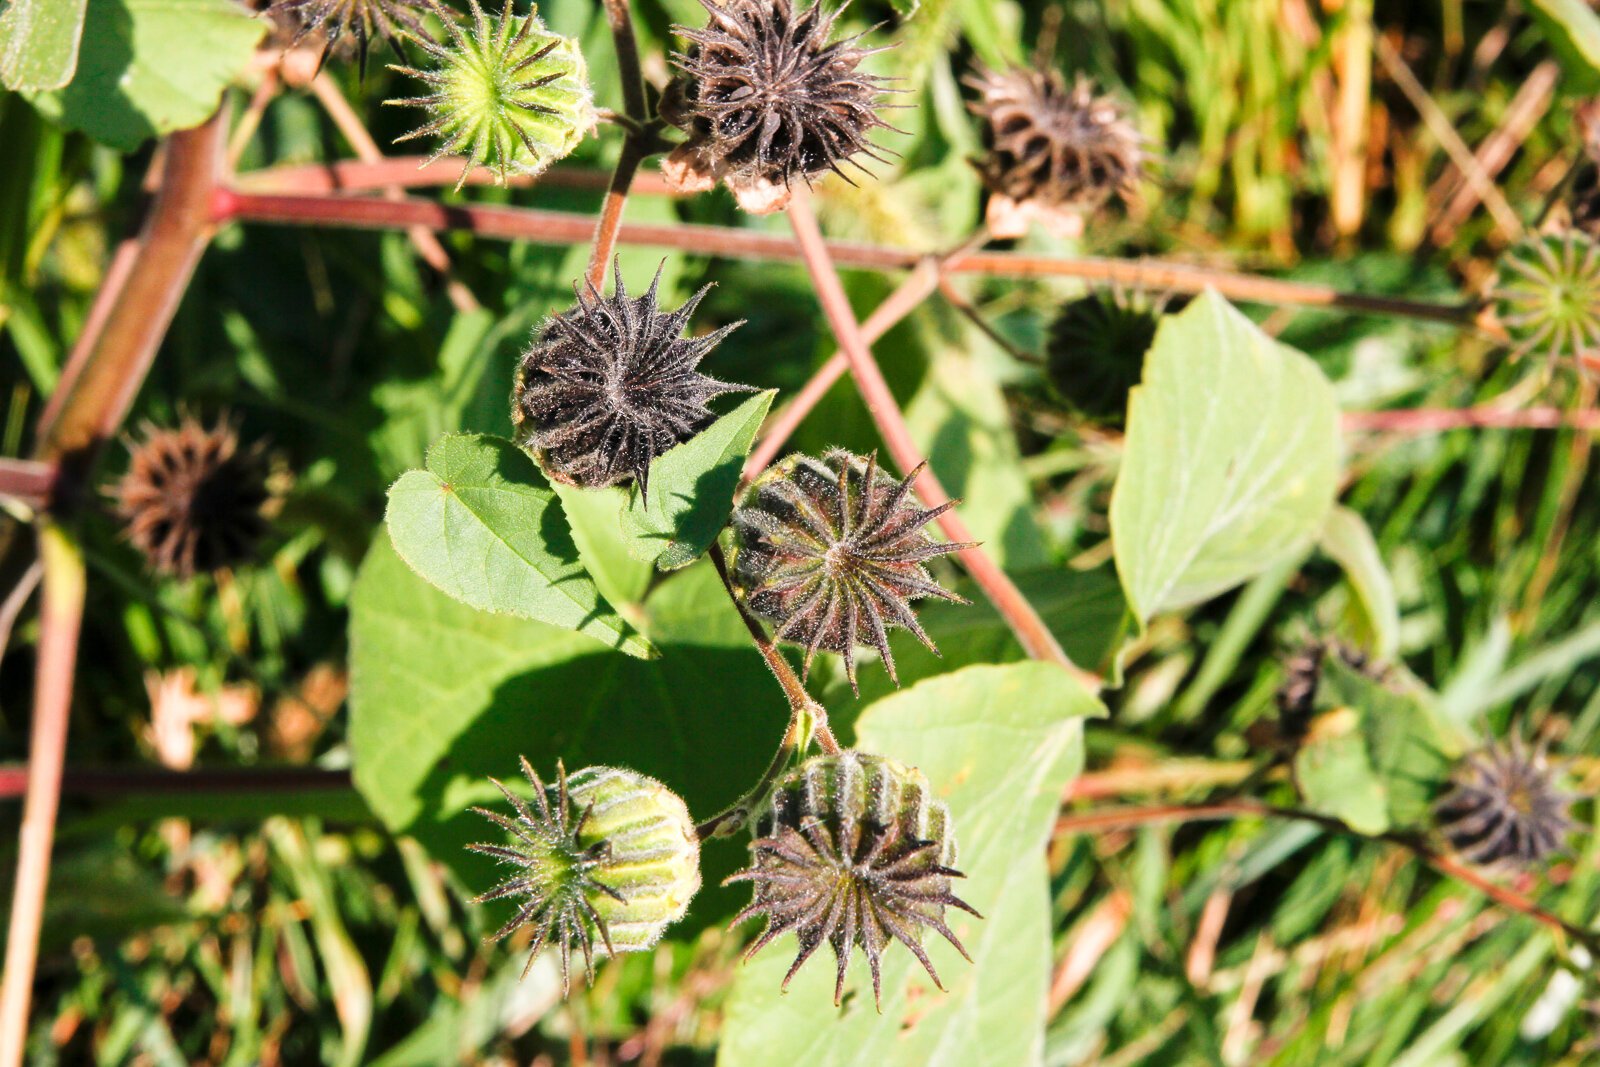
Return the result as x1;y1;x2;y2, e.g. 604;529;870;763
729;450;973;692
1275;640;1326;740
968;67;1145;235
469;759;702;994
113;417;272;580
727;750;979;1007
1435;737;1574;869
662;0;895;214
512;261;751;499
267;0;430;70
1046;288;1171;422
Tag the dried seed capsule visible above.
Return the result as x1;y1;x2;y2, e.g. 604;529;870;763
1046;288;1170;422
469;760;701;993
662;0;895;214
387;0;593;190
512;261;751;499
1435;736;1574;869
727;750;979;1007
968;67;1145;237
729;450;972;692
113;417;272;580
1491;231;1600;372
266;0;430;70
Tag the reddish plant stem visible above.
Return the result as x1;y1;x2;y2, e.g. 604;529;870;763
0;525;85;1067
0;765;355;800
1055;798;1599;951
210;190;1475;324
232;158;670;196
35;115;225;469
785;194;1101;692
0;459;58;513
1344;406;1600;433
586;0;652;289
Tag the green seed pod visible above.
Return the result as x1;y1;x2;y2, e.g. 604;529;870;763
1046;288;1171;423
727;750;979;1007
469;759;701;992
388;0;593;191
1491;230;1600;371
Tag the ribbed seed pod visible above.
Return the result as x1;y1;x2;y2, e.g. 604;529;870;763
1491;230;1600;371
512;261;750;499
729;450;973;692
968;67;1145;235
387;0;592;191
728;750;979;1006
661;0;895;214
469;759;701;992
1435;737;1574;869
113;417;272;580
1046;288;1167;422
267;0;430;70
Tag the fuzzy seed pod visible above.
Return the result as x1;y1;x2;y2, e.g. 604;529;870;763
729;450;972;692
968;68;1145;237
1491;230;1600;371
1434;737;1574;869
1046;288;1170;422
661;0;895;214
469;759;701;992
267;0;430;69
511;261;750;499
387;0;592;191
114;417;272;580
728;750;979;1006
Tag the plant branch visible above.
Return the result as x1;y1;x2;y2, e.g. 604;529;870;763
0;458;58;513
694;709;805;840
708;543;839;755
211;190;1476;324
1055;798;1600;953
232;158;668;196
0;524;86;1067
786;193;1101;692
587;0;654;289
1344;405;1600;433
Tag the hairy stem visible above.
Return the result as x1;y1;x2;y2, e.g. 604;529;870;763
586;0;652;289
0;525;86;1067
786;193;1101;692
1055;798;1600;954
708;543;839;756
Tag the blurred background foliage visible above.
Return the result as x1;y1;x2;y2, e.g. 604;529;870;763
3;0;1600;1062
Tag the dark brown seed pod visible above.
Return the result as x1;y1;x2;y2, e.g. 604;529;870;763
113;417;272;580
1435;736;1574;869
266;0;430;71
1046;288;1170;422
727;750;979;1007
729;450;973;693
511;260;751;499
662;0;895;214
468;759;702;994
967;67;1145;237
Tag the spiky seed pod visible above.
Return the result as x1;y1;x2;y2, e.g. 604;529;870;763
729;450;973;693
728;750;979;1007
267;0;430;69
387;0;592;191
1491;231;1600;371
511;261;750;499
661;0;895;214
1435;737;1575;869
1046;288;1171;422
469;759;702;993
113;417;272;580
1275;640;1326;740
967;67;1145;237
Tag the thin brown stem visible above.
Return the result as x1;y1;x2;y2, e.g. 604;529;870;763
0;458;58;513
586;0;652;289
1055;798;1600;953
232;159;665;196
786;193;1101;692
707;543;838;755
1343;405;1600;434
211;190;1476;325
937;275;1043;365
0;525;86;1067
694;710;804;840
0;764;354;800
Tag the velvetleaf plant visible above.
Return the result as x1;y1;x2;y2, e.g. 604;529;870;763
13;0;1600;1057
